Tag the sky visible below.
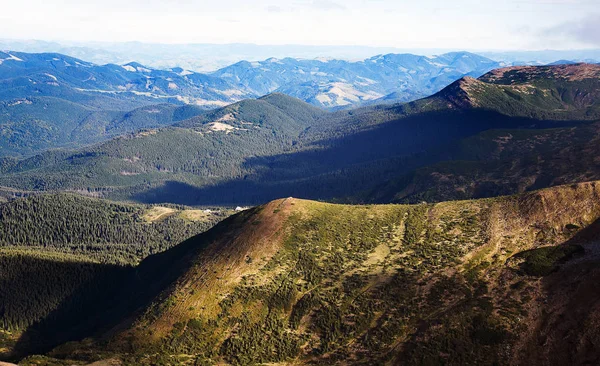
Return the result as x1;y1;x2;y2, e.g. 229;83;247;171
0;0;599;50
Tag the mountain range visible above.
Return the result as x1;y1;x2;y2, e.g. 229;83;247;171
3;49;598;158
212;52;500;108
0;51;251;156
2;56;600;365
2;39;599;71
0;50;505;156
0;50;502;113
1;63;598;207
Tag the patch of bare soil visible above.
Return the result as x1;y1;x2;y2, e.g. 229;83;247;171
142;206;177;222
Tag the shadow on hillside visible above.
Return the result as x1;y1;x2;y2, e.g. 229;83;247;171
0;257;123;352
9;211;253;361
522;218;600;365
133;109;590;206
6;261;129;360
564;216;600;246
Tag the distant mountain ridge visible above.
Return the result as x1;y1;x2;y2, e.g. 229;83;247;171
0;49;507;156
2;64;599;206
2;39;598;71
0;51;250;108
0;50;500;111
212;51;500;108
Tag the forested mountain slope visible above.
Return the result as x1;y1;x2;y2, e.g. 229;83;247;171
0;193;232;356
0;193;231;265
1;64;599;206
4;181;600;365
364;63;600;203
0;101;207;157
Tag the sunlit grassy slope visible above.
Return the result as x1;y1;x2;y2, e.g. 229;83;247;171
12;180;599;365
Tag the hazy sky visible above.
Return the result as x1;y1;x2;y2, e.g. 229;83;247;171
0;0;598;50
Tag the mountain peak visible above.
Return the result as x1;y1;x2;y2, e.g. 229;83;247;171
427;63;600;113
479;63;600;85
258;92;324;110
433;75;485;108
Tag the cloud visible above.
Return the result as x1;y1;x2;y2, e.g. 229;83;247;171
544;14;600;47
266;5;283;12
309;0;346;11
264;1;345;14
514;0;598;4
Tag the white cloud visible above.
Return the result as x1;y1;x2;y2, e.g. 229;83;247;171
542;14;600;47
309;0;346;11
0;0;595;50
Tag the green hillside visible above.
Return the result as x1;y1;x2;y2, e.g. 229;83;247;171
4;181;600;365
0;193;231;264
0;98;206;157
421;63;600;120
0;64;599;207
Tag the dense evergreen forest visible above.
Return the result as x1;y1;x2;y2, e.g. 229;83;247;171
0;249;123;332
0;193;231;264
0;193;232;347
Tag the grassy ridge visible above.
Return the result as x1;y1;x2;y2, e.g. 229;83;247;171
22;181;599;365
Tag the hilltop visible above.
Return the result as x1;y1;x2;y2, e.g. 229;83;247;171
409;63;600;119
5;181;600;365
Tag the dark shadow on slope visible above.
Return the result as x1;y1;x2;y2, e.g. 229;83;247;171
10;209;258;360
0;255;125;361
397;217;600;365
520;218;600;365
366;121;600;204
563;215;600;246
134;109;590;206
